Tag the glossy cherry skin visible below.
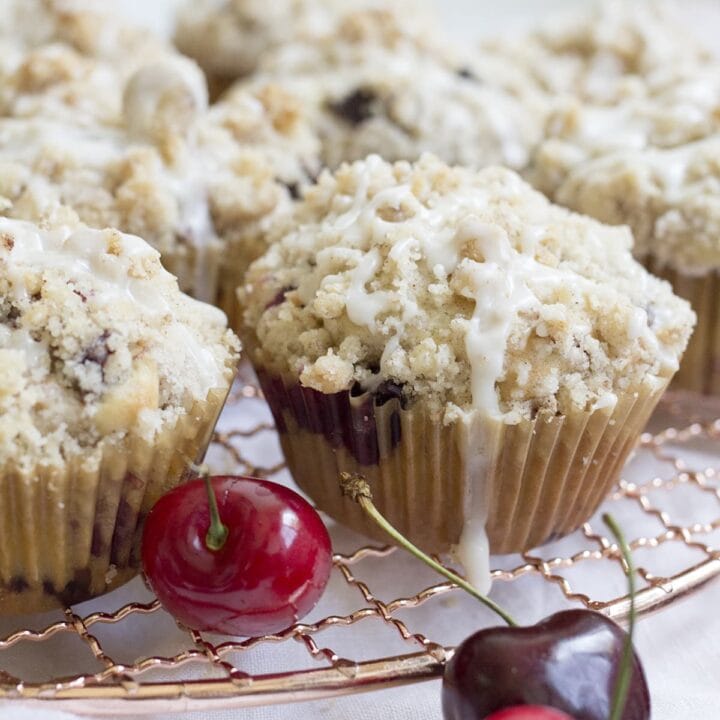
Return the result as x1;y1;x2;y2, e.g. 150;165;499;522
485;707;574;720
142;476;333;636
442;609;650;720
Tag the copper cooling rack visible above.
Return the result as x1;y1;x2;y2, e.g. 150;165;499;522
1;373;719;716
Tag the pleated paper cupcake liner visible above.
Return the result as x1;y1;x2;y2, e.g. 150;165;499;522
257;368;669;557
0;382;233;616
160;240;225;307
644;257;720;395
216;260;247;334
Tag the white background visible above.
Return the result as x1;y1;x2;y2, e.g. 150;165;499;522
4;1;720;719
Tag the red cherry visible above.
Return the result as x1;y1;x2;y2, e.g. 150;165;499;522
142;475;332;636
486;707;575;720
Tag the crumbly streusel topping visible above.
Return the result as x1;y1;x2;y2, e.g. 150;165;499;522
0;217;240;468
241;155;694;422
246;9;545;172
529;60;720;199
0;0;322;296
175;0;435;81
481;0;709;106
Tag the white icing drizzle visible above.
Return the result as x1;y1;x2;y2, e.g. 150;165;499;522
345;247;392;329
123;58;208;141
458;220;537;416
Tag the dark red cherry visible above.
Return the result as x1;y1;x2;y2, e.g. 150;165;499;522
486;707;574;720
142;475;333;636
442;609;650;720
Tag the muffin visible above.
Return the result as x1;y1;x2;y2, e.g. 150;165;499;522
240;155;694;590
242;9;545;172
0;2;321;326
174;0;436;89
0;217;240;614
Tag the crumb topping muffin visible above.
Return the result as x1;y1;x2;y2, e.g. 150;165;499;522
242;155;695;423
245;10;544;172
0;217;240;470
482;0;709;105
174;0;435;82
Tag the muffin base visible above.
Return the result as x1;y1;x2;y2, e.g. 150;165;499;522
258;370;668;556
0;384;233;615
644;258;720;395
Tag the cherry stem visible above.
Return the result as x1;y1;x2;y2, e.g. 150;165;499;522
603;513;636;720
340;473;517;627
193;462;229;552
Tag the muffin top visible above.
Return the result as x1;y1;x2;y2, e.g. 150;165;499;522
482;0;709;105
0;217;240;469
242;155;694;423
550;137;720;275
247;10;543;172
530;60;720;198
175;0;435;82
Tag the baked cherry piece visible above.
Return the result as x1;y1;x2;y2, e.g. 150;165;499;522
142;475;332;636
442;610;650;720
486;707;574;720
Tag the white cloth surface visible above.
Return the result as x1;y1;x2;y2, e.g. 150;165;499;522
3;1;720;718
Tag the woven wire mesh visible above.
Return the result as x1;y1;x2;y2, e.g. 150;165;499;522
0;371;718;714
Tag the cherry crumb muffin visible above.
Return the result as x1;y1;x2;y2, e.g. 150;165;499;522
240;154;694;590
243;9;544;173
0;0;182;124
0;217;239;613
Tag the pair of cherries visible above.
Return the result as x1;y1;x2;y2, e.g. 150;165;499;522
141;471;649;720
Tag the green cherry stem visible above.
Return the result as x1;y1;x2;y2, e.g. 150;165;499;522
340;473;517;627
191;462;229;551
603;513;637;720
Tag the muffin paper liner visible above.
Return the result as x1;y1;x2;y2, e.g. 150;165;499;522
161;241;225;308
644;258;720;395
216;260;246;334
257;368;669;557
0;382;233;615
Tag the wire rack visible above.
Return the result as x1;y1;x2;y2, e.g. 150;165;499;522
1;371;719;716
